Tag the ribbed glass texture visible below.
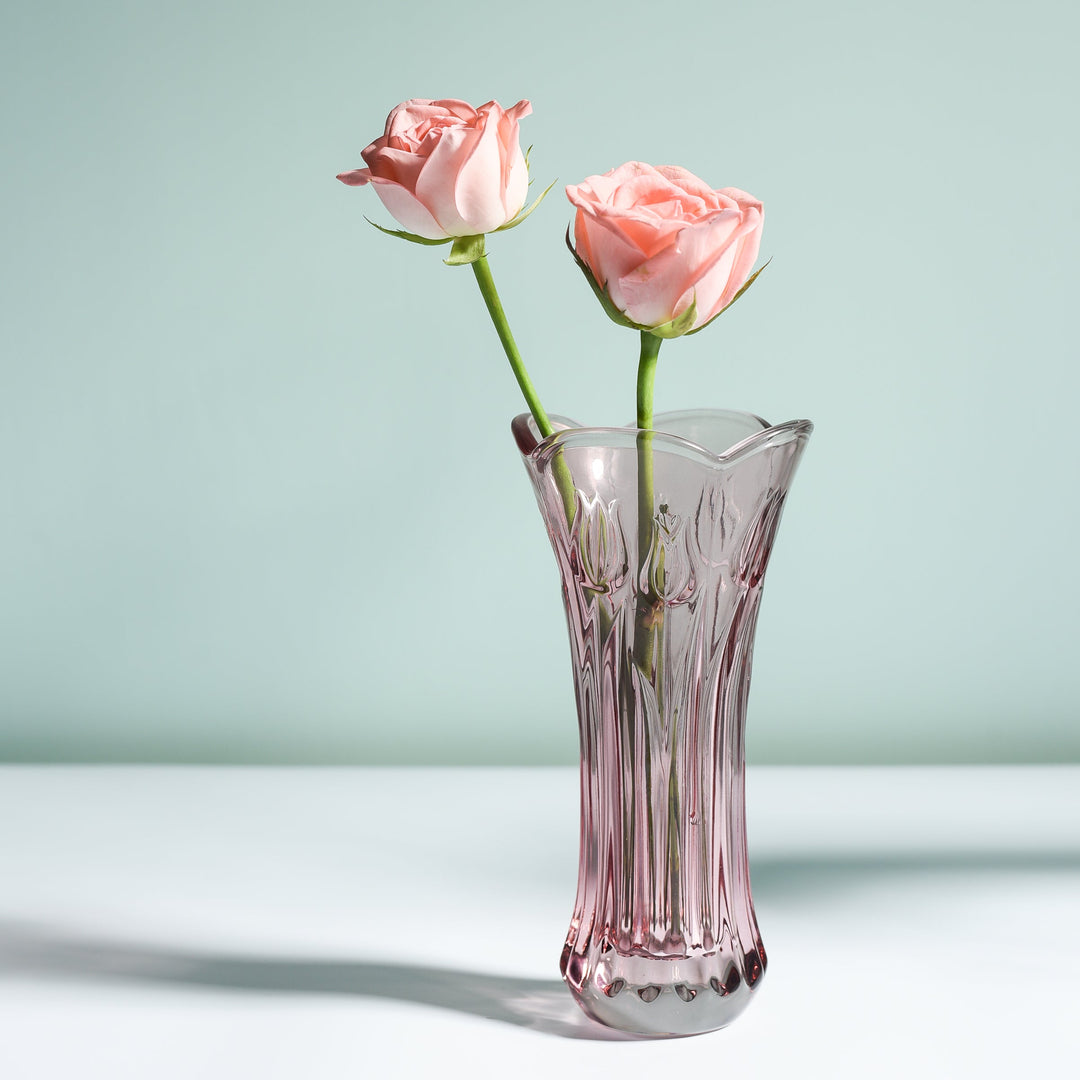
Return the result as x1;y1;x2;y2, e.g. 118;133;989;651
515;409;812;1037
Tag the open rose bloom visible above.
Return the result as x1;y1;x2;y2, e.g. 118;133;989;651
566;162;763;335
337;98;532;240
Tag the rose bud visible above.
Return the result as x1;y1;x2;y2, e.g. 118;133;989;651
566;162;764;337
338;98;532;240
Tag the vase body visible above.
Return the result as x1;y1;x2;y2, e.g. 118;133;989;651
515;408;812;1037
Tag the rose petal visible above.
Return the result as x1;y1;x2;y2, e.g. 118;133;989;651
595;205;685;259
656;166;729;211
718;187;764;217
336;168;373;187
609;168;684;212
697;206;762;318
617;209;750;328
450;106;511;233
495;104;530;217
504;99;532;123
600;161;665;192
413;123;477;235
503;144;528;219
366;176;448;239
677;243;738;324
358;144;427;190
360;134;389;166
574;207;652;302
383;99;436;139
569;165;698;257
431;98;478;122
572;209;602;283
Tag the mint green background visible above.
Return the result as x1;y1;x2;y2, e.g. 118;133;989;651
2;1;1078;764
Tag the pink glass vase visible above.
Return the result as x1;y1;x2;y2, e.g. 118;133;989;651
514;408;812;1037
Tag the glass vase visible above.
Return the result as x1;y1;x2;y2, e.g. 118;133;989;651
514;408;812;1037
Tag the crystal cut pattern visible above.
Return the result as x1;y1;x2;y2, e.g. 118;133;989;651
515;409;812;1037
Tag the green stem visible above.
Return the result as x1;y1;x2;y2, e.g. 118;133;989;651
637;330;661;432
470;249;575;526
470;251;553;439
635;330;681;935
634;331;663;675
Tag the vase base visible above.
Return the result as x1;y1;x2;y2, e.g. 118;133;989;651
570;978;754;1038
563;948;760;1037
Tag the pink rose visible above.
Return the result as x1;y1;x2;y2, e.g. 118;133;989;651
566;162;764;335
337;98;532;240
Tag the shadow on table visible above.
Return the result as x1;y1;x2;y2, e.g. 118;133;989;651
752;848;1080;903
0;921;637;1041
2;850;1077;1040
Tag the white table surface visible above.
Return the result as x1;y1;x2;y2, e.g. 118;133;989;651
1;766;1077;1078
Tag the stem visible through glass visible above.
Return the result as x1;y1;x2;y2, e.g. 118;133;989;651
634;330;683;938
634;330;662;673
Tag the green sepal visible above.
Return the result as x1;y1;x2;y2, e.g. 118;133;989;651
685;258;771;336
444;233;486;266
565;227;642;331
496;176;558;233
647;296;699;339
364;217;450;247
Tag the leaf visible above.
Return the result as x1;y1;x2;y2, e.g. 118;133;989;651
496;176;558;232
685;258;771;336
365;217;451;246
444;233;486;266
565;227;643;331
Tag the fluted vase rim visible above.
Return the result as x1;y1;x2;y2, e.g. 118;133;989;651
513;408;814;473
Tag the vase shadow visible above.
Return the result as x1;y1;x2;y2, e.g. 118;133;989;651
3;851;1076;1041
751;849;1080;904
0;921;639;1042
